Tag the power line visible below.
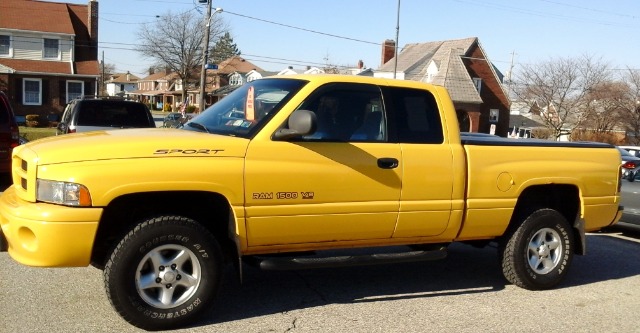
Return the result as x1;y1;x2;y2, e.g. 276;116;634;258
452;0;637;28
537;0;640;20
223;10;380;46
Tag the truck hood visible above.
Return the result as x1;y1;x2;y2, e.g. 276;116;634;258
17;128;250;165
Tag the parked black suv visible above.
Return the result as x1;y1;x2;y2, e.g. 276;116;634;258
57;97;155;135
0;91;20;174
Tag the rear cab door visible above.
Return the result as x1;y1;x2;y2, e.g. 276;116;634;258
382;85;462;239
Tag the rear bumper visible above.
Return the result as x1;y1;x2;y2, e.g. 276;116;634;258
0;186;102;267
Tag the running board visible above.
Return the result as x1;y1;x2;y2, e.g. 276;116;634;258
251;247;448;271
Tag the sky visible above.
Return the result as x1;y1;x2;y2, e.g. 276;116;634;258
54;0;640;79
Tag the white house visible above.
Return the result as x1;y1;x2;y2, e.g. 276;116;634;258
105;71;139;96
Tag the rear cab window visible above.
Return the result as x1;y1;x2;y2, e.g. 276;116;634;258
383;86;444;144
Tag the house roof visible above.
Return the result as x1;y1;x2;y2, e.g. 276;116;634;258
509;114;545;128
0;0;83;35
0;0;99;76
378;37;485;104
107;73;141;83
214;56;264;75
139;71;171;82
0;58;99;76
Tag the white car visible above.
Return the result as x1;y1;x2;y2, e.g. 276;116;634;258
618;146;640;182
619;145;640;157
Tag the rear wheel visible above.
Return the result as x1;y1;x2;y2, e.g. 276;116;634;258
500;208;573;290
104;215;223;330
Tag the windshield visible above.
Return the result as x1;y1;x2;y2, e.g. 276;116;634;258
618;147;633;157
183;78;307;138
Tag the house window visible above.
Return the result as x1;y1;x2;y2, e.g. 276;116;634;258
472;78;482;93
23;79;42;105
44;38;59;59
67;81;84;102
229;73;243;86
0;35;10;56
489;109;499;123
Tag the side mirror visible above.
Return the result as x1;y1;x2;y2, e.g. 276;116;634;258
273;110;317;140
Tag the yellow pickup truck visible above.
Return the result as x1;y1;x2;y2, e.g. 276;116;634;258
0;75;623;330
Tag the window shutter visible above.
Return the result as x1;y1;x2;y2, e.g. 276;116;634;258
59;80;66;104
14;78;22;103
85;80;94;96
42;79;50;105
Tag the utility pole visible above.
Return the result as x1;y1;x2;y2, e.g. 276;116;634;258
507;50;516;107
199;0;213;113
100;50;104;97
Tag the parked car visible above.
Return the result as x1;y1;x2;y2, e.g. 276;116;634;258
0;91;20;174
162;112;194;128
619;145;640;157
57;97;155;135
615;179;640;231
617;146;640;181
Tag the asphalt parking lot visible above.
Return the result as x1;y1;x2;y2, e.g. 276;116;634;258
1;230;640;333
1;181;639;332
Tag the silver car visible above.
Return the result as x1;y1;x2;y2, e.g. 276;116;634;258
57;97;155;134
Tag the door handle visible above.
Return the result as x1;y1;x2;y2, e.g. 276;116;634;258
377;157;399;169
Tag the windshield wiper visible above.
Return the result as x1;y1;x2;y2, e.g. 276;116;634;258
187;121;210;133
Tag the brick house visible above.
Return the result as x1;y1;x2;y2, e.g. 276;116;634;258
204;56;265;105
376;37;510;136
0;0;100;119
128;70;180;111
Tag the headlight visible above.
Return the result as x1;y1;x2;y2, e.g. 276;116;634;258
36;179;92;206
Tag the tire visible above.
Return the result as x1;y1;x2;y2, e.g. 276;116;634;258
628;171;636;182
104;216;223;330
499;208;573;290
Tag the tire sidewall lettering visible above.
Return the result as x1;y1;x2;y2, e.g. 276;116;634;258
138;235;208;259
133;297;202;320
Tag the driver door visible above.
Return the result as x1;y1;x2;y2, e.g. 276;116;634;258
244;83;402;247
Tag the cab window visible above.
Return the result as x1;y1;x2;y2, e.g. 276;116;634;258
384;87;443;144
297;83;386;142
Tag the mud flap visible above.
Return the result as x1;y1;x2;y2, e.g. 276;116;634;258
228;211;243;283
573;217;586;255
0;231;6;252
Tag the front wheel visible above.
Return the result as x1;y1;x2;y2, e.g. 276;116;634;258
499;208;574;290
104;216;223;330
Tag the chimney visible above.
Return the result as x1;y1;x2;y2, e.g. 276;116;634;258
381;39;395;66
126;71;131;81
357;60;364;69
288;66;293;69
149;67;155;75
88;0;99;59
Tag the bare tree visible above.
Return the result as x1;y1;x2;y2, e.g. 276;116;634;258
581;81;626;133
99;61;116;95
514;55;611;140
136;10;224;100
618;68;640;144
